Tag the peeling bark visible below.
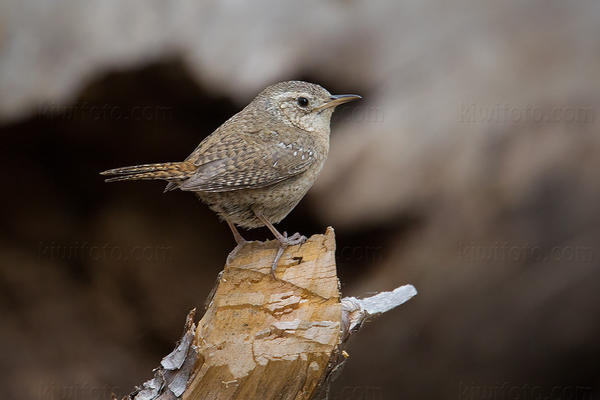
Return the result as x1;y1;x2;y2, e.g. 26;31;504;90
119;227;417;400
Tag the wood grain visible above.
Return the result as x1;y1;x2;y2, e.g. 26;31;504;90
184;227;340;400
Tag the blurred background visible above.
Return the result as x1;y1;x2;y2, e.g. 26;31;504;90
1;1;599;399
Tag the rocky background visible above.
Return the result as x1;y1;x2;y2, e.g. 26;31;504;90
1;1;599;399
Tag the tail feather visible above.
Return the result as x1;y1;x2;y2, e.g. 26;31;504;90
100;162;195;185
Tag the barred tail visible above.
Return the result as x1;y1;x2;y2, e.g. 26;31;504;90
100;162;195;185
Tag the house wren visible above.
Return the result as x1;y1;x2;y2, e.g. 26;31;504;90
101;80;360;277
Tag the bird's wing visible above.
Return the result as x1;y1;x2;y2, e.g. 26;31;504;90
178;129;317;193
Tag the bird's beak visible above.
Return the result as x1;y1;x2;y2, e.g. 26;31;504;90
315;94;362;111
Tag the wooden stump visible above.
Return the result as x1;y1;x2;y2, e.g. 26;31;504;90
121;228;416;400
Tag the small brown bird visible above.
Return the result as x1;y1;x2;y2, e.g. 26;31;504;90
101;80;360;276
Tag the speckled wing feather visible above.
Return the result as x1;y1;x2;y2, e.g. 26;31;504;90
178;129;317;193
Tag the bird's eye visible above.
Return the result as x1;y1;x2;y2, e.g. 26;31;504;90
297;97;309;107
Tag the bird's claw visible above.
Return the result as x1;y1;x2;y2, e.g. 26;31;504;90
280;231;307;246
271;232;307;279
271;247;285;279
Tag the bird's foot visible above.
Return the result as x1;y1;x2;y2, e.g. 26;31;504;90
281;231;307;246
226;239;248;265
271;247;285;279
271;232;307;279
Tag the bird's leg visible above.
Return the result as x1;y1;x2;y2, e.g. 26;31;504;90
254;212;306;278
226;220;247;246
284;232;306;244
225;220;248;266
256;214;307;246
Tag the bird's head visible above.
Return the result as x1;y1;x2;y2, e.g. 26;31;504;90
258;81;361;132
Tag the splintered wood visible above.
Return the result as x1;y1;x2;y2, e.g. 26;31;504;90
185;227;340;400
123;227;417;400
